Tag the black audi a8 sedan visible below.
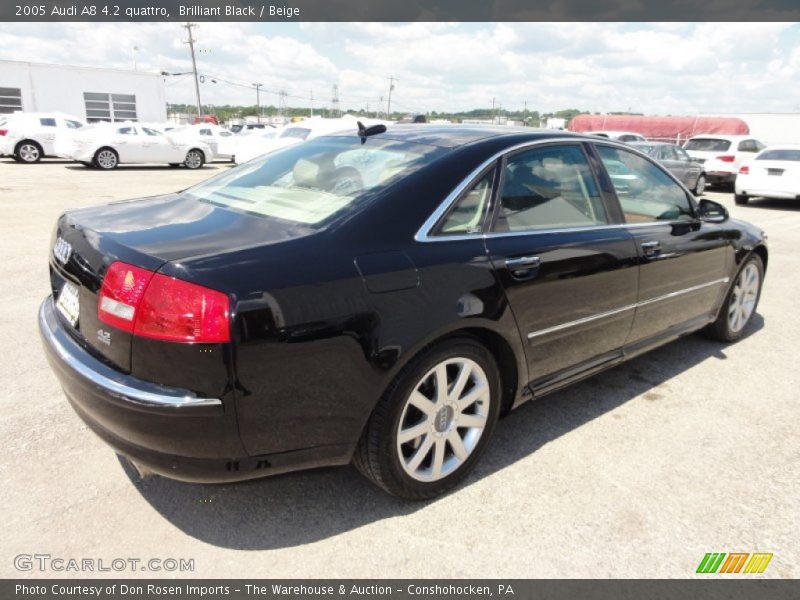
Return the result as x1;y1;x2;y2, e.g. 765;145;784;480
40;125;767;499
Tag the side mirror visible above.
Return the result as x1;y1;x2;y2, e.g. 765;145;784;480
697;198;729;223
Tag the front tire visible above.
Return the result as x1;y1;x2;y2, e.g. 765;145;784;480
705;254;763;342
693;174;706;195
354;337;501;500
15;140;43;163
734;193;749;205
94;148;119;170
184;149;205;169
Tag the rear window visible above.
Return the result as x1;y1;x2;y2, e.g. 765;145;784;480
756;149;800;161
280;127;311;140
684;138;731;152
184;136;444;226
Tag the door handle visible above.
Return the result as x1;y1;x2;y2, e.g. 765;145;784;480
505;256;541;278
505;256;541;269
641;240;661;257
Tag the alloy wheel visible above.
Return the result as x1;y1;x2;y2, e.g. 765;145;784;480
396;357;490;482
184;150;203;169
18;143;40;162
728;262;760;333
96;150;117;169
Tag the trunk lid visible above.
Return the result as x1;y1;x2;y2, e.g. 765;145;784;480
50;193;315;372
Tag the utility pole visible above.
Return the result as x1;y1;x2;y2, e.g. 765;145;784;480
309;89;314;118
331;84;340;118
278;90;287;121
253;82;262;123
492;97;496;124
387;76;396;120
182;23;202;118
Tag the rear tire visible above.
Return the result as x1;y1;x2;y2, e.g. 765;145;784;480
184;149;204;169
94;147;118;170
734;193;749;205
15;140;43;163
705;254;763;343
354;337;501;500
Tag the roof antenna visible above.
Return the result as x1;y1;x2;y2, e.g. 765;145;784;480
357;121;387;144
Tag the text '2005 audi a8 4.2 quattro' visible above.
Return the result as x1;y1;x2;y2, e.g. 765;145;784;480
39;125;767;499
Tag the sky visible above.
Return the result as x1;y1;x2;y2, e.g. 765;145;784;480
0;22;798;115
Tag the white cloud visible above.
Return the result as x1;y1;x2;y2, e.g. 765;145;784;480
0;22;798;114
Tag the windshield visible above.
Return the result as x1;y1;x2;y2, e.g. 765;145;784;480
184;136;444;226
756;149;800;161
684;138;731;152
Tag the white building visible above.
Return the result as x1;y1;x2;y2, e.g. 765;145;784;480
0;60;166;123
701;113;800;146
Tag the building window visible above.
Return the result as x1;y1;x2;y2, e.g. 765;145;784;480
83;92;137;122
0;87;23;114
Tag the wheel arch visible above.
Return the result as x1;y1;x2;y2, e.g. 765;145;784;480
374;324;524;421
14;138;43;155
751;244;768;273
188;147;207;162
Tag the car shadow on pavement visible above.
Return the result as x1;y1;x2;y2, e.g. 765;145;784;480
736;198;800;212
125;316;764;550
63;165;216;171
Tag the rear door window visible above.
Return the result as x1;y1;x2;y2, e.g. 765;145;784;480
493;144;608;232
39;118;56;127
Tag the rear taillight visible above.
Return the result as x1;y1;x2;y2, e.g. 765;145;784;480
716;155;735;163
739;165;750;174
0;129;7;136
98;261;230;343
97;262;154;332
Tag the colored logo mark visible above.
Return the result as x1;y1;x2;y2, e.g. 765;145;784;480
697;552;773;574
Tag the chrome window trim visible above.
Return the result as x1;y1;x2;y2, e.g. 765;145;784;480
39;298;222;409
414;136;697;243
526;277;729;340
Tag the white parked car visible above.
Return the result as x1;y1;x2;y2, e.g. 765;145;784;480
0;112;85;163
55;122;214;170
683;135;765;189
234;116;392;164
734;145;800;205
167;123;235;161
586;131;647;143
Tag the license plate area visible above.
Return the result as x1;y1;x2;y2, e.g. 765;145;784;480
768;168;784;176
56;281;80;327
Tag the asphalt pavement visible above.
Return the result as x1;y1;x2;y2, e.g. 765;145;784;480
1;159;797;578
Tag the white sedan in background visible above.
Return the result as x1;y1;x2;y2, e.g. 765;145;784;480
233;115;393;164
167;123;236;161
0;112;85;163
735;145;800;205
56;123;214;169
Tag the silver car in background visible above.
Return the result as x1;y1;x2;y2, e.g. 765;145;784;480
629;141;706;195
